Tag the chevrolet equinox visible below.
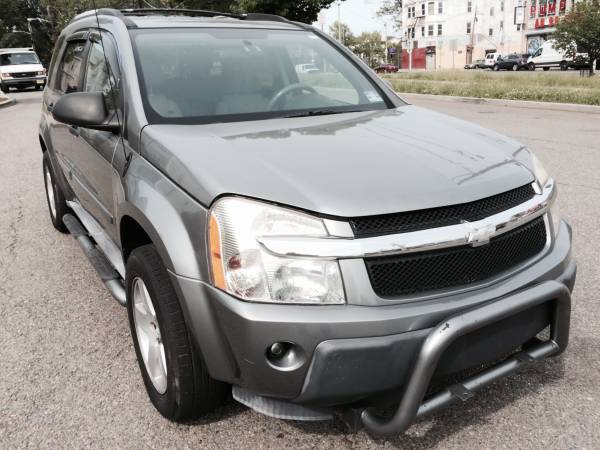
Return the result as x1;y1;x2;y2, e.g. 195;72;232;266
39;8;576;436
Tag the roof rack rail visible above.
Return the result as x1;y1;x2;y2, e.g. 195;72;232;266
120;8;244;19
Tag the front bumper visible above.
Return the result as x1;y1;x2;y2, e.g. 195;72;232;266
1;76;46;88
171;221;575;424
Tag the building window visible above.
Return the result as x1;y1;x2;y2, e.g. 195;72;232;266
421;26;426;37
438;2;443;14
467;1;472;13
407;6;415;18
501;1;505;12
437;24;443;35
490;6;494;16
500;20;504;30
467;21;472;34
428;24;434;36
428;2;435;15
421;3;426;16
489;28;494;36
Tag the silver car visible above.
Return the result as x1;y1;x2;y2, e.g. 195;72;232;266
39;8;576;436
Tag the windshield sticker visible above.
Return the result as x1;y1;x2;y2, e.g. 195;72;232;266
364;90;383;103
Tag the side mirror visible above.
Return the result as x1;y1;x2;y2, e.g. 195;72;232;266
52;92;120;133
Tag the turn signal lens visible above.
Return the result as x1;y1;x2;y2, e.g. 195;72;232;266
208;214;226;290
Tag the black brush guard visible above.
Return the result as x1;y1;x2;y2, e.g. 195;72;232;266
360;280;571;436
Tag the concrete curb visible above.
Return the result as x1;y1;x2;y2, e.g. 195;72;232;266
399;92;600;115
0;96;16;109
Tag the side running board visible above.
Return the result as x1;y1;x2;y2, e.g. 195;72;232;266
63;214;127;306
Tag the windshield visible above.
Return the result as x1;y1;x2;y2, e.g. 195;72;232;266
0;52;40;66
131;28;389;124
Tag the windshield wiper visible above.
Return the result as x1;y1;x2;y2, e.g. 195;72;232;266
283;109;364;119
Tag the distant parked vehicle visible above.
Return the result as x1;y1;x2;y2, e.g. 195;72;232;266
485;52;502;68
493;54;529;71
295;63;320;74
375;63;398;74
0;48;47;93
465;59;486;69
528;39;589;71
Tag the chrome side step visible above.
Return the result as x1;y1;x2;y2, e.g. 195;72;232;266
66;200;125;278
63;214;126;306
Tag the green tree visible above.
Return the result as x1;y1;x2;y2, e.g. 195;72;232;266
349;31;385;67
554;0;600;74
233;0;341;24
377;0;402;31
329;20;353;46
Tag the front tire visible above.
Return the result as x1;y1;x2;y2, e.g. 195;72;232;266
42;152;69;233
512;64;518;71
493;64;499;71
560;61;568;71
529;63;536;71
126;245;228;421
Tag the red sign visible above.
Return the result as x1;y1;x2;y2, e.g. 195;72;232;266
531;0;537;17
535;16;560;28
559;0;566;12
539;3;547;16
548;0;556;15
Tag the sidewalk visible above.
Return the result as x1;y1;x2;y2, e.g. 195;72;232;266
0;92;15;108
399;92;600;115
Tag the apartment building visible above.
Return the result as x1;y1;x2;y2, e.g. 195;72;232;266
400;0;578;70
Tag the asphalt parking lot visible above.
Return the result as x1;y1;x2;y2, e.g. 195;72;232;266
1;90;599;449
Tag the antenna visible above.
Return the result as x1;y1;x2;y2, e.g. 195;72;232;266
90;0;131;177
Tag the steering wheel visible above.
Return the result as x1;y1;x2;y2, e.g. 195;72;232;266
267;83;319;111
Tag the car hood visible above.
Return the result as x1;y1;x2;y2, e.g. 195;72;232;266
1;63;44;73
140;106;536;217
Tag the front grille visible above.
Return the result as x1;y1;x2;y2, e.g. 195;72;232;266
350;184;536;237
366;216;547;297
11;72;36;78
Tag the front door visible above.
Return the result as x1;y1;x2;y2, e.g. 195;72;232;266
71;32;122;237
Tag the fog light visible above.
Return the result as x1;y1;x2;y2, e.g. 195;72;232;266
269;342;286;359
266;342;306;371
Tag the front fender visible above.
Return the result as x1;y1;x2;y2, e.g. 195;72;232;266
118;154;211;281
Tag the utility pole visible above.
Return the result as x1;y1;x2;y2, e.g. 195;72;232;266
384;23;389;64
337;1;342;43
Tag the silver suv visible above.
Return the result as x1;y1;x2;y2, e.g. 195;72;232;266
39;9;576;436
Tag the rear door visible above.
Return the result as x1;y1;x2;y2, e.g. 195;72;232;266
47;33;89;195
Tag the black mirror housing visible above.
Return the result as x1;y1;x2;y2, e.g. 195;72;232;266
52;92;120;133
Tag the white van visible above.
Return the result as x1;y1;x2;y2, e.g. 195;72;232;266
0;48;47;93
485;52;501;68
527;40;587;71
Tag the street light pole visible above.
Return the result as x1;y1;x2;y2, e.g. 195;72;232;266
337;1;342;43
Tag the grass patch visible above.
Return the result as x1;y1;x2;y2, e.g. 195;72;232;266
383;70;600;106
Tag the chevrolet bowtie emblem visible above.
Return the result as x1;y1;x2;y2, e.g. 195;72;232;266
466;223;496;247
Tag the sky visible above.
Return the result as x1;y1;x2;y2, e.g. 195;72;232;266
314;0;397;38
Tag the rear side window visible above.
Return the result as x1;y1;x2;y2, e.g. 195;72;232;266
57;40;87;93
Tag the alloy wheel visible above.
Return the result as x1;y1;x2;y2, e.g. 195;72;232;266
132;277;168;394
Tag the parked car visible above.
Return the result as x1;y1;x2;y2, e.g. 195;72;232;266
528;39;589;71
295;63;320;74
493;54;530;71
40;8;575;437
465;59;486;69
484;52;502;68
0;47;47;93
375;63;399;73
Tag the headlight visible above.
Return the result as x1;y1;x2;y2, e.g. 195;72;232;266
208;197;345;305
0;71;12;79
37;70;46;76
531;154;549;188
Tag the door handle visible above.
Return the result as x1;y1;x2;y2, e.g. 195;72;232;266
68;125;80;137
